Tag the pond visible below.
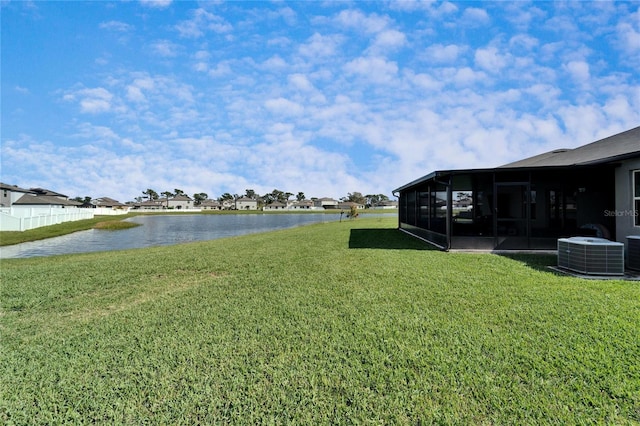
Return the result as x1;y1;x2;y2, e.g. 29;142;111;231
0;213;348;259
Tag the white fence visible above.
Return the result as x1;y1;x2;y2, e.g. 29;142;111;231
0;207;95;231
92;207;130;216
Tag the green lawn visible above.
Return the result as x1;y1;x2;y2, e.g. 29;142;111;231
1;217;638;424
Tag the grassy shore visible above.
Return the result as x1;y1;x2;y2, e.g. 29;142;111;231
1;216;638;424
0;214;140;247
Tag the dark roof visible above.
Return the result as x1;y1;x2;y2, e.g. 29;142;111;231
94;197;127;207
170;194;192;201
0;183;35;194
499;126;640;168
136;199;165;206
29;187;68;198
14;194;81;206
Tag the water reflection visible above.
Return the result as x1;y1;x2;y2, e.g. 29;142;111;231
0;213;340;259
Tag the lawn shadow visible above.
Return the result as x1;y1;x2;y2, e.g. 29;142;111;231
349;228;437;250
497;253;560;274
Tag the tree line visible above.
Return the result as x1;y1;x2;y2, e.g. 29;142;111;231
74;189;392;208
135;189;391;208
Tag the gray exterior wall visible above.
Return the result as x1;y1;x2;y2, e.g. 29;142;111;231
614;158;640;247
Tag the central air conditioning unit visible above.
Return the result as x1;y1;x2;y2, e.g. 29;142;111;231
628;236;640;271
557;237;624;276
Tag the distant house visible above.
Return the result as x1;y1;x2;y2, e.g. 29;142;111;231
13;194;82;208
0;183;34;207
29;187;71;199
235;197;258;210
93;197;129;209
200;199;223;210
88;197;130;215
168;194;193;210
373;200;398;210
394;126;640;251
289;200;315;210
314;197;340;209
338;202;365;211
0;183;93;231
1;183;81;209
134;199;165;210
263;201;287;210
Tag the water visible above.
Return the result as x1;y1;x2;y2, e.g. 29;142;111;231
0;213;342;259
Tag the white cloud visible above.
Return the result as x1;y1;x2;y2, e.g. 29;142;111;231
460;7;490;27
264;98;304;116
368;29;407;54
175;8;232;39
261;55;288;71
139;0;172;9
474;47;509;72
344;56;398;83
126;77;155;103
614;9;640;64
404;71;443;91
298;33;342;58
207;61;233;78
503;4;546;30
508;34;539;51
333;9;389;33
424;43;465;64
564;60;590;83
99;20;133;32
436;67;488;86
150;40;180;57
65;87;114;114
288;74;315;92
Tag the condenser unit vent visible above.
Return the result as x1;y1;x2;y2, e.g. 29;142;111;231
558;237;624;276
628;236;640;271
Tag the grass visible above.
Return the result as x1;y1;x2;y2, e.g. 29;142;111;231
93;220;141;230
1;216;639;424
0;214;139;246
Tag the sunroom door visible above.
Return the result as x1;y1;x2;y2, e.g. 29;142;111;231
495;183;529;249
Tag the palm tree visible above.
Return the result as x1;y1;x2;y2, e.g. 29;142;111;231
161;191;173;209
142;189;159;201
193;193;208;205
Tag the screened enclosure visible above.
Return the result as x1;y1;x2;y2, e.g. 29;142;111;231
396;166;616;250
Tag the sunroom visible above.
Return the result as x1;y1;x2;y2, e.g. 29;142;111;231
394;165;617;251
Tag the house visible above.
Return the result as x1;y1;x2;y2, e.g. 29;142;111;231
134;199;165;210
167;194;193;210
373;200;398;210
314;197;340;209
29;188;70;199
1;183;34;207
93;197;129;209
393;126;640;252
289;200;315;210
235;197;258;210
0;183;93;231
89;197;130;215
263;201;287;210
200;199;223;210
338;201;365;211
13;194;82;208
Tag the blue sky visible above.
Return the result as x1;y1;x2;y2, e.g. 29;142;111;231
2;1;639;202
